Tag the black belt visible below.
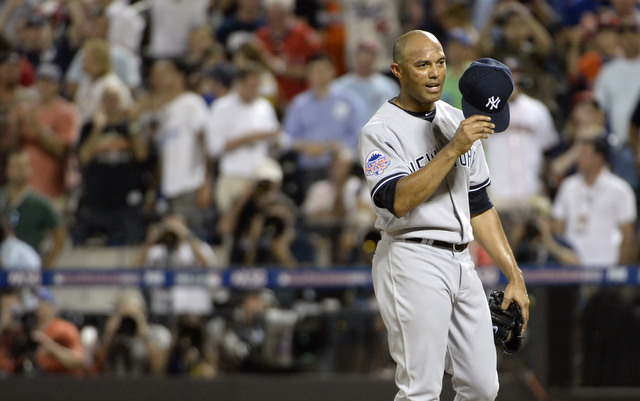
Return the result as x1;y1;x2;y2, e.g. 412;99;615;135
404;238;468;252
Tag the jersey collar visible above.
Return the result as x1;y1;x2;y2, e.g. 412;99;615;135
388;100;436;122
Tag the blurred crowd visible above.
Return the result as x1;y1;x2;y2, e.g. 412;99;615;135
0;0;639;381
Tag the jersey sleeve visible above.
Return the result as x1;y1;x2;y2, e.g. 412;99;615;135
358;123;409;212
469;141;491;194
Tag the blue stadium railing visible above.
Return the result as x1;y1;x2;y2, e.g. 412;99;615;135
1;265;639;289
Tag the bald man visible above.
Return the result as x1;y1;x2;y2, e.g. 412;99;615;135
358;30;529;400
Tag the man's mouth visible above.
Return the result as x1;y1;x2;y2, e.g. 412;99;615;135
424;82;440;92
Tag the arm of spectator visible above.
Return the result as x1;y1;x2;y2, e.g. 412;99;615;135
224;130;279;152
564;26;584;83
217;184;254;237
43;225;67;268
476;4;502;56
537;215;580;265
293;139;342;158
243;215;264;265
529;0;558;27
60;0;93;42
0;0;22;42
619;222;635;265
26;109;67;159
629;103;640;172
78;110;108;165
128;122;149;162
31;329;86;370
510;2;553;57
196;129;213;209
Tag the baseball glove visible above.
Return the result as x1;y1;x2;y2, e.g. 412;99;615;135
488;290;524;355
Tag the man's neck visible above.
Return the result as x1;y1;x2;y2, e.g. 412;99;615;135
8;183;28;203
583;165;604;186
392;94;434;114
314;85;330;99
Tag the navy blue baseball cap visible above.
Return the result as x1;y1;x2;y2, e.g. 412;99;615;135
459;58;514;132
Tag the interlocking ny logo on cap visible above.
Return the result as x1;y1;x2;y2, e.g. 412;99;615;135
459;58;514;133
486;96;501;110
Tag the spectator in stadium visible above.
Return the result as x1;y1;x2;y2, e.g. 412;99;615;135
334;39;399;121
195;62;235;106
69;38;133;124
166;314;218;378
8;63;80;213
217;158;298;267
207;64;281;216
551;136;637;266
185;26;226;76
0;149;66;268
0;215;41;270
477;0;556;111
593;20;640;191
631;95;640;174
136;213;218;317
231;40;278;102
0;45;38;184
0;287;85;376
217;290;271;372
74;85;148;246
216;0;266;53
143;58;213;238
256;0;323;106
514;196;580;266
565;10;622;93
146;0;210;59
548;92;607;190
31;287;87;375
439;28;476;110
12;14;57;70
64;8;142;98
98;289;171;377
283;53;365;205
481;56;560;248
301;149;367;266
94;0;146;54
341;0;402;74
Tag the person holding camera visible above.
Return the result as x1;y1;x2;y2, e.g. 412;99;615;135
0;287;86;376
217;158;298;267
98;290;171;377
136;214;218;317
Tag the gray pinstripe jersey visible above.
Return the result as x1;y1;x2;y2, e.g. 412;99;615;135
358;100;491;244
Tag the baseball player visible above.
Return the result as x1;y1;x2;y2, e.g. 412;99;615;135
358;30;529;400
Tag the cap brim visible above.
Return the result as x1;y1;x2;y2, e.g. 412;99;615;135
461;98;510;133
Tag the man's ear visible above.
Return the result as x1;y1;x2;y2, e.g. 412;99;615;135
390;63;402;80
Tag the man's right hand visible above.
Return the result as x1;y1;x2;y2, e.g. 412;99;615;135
449;115;495;155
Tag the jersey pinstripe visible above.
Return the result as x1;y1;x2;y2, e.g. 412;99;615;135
358;100;491;243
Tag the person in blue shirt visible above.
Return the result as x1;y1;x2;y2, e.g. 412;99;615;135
335;39;399;121
283;53;366;204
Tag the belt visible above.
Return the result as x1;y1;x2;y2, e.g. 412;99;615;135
404;238;468;252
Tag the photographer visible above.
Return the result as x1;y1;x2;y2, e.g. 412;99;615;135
98;290;171;377
136;213;218;317
166;314;217;378
218;158;298;267
0;287;86;376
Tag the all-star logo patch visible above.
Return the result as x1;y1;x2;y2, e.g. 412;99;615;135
365;151;391;176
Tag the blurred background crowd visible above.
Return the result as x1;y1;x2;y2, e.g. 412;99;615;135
0;0;639;386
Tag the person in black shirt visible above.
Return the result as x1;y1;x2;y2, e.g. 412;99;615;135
74;86;149;245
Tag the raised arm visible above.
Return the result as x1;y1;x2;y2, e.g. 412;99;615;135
394;115;494;217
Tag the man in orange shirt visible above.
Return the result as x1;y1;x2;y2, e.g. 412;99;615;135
10;63;80;212
0;287;86;375
257;0;322;106
32;287;86;375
